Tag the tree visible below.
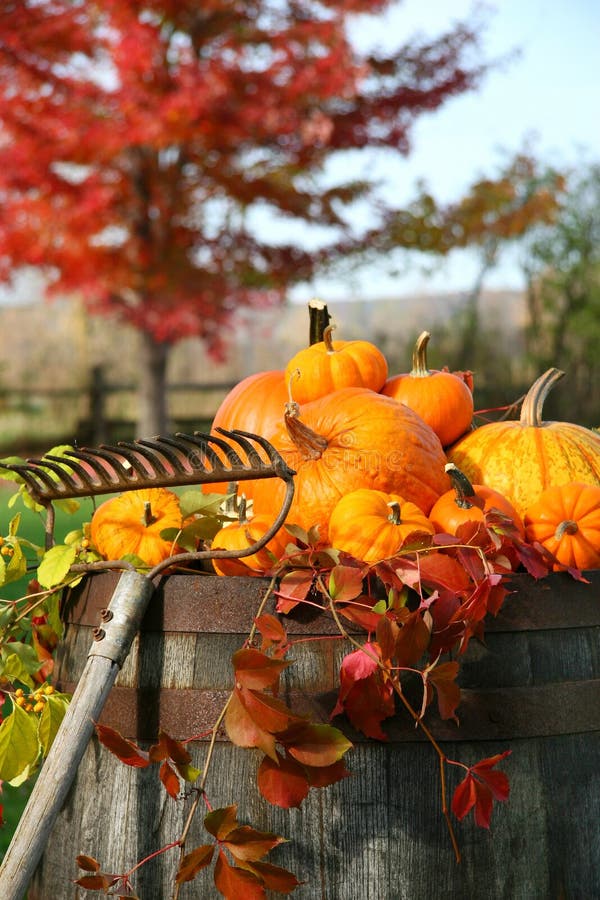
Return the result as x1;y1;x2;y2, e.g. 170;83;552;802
0;0;488;436
522;161;600;426
376;152;565;373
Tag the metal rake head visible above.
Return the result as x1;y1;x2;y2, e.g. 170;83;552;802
2;427;295;505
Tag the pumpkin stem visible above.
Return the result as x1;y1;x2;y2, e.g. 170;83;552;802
323;323;337;354
237;494;250;525
444;462;476;510
519;368;565;427
284;403;328;461
387;501;402;525
141;500;157;527
410;331;432;378
555;519;579;539
308;298;331;345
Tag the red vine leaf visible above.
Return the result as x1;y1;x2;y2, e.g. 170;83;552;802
74;874;119;891
238;686;305;734
257;751;310;809
205;805;239;840
452;751;511;828
75;854;100;872
275;569;314;613
241;859;303;894
225;690;278;760
425;661;461;722
214;849;265;899
394;609;431;666
94;724;150;768
223;826;285;862
328;565;364;602
232;648;290;690
285;723;352;768
254;614;288;653
149;730;191;765
304;757;351;789
159;760;181;799
175;844;215;883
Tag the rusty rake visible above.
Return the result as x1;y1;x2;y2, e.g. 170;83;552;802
0;427;296;898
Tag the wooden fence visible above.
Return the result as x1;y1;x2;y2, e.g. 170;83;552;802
0;366;237;452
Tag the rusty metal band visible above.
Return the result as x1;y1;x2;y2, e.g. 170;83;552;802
57;679;600;744
63;571;600;634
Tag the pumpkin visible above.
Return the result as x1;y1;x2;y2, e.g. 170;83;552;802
210;496;294;577
284;324;388;404
248;386;448;541
203;370;288;495
447;368;600;518
381;331;474;447
328;488;434;562
429;463;524;536
524;482;600;571
90;487;184;566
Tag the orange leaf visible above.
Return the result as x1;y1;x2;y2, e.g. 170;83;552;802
159;760;180;799
257;752;309;809
75;854;100;872
214;849;265;900
223;825;285;862
175;844;215;883
224;691;277;761
95;724;150;768
242;860;303;894
232;648;290;690
286;724;352;768
205;805;239;840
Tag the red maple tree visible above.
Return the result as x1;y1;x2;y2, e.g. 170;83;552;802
0;0;488;435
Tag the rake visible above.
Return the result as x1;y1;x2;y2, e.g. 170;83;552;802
0;427;295;899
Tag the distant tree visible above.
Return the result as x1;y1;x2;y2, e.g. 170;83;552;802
377;152;565;373
0;0;489;436
522;162;600;426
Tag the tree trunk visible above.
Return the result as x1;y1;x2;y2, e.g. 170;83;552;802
137;331;170;438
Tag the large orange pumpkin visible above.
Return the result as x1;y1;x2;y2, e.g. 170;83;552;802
328;489;434;562
447;368;600;518
90;487;184;566
210;496;294;577
381;331;474;447
429;463;524;536
284;324;388;404
248;387;448;541
524;482;600;571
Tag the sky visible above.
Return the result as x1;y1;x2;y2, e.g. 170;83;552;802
290;0;600;302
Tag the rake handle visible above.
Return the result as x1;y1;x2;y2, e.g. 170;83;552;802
0;570;155;900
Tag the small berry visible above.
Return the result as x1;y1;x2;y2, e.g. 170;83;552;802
25;703;34;712
33;701;45;714
15;688;25;698
43;685;56;695
15;696;26;708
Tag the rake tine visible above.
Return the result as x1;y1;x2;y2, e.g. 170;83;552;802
0;463;55;500
214;428;269;470
100;442;154;480
171;432;238;471
133;437;197;475
49;453;105;491
62;448;121;488
84;447;137;484
41;455;88;493
229;429;296;478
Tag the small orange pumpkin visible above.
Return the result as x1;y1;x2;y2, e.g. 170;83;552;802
284;324;388;404
328;489;434;562
524;482;600;571
381;331;474;447
429;464;524;536
90;487;184;566
210;496;294;576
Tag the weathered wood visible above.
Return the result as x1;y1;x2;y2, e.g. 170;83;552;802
0;570;155;900
29;570;600;899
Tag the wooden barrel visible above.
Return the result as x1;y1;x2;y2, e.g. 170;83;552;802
30;570;600;899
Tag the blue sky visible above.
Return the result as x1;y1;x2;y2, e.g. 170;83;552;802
291;0;600;301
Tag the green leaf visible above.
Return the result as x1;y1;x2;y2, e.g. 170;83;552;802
1;642;42;686
38;694;70;755
0;703;41;782
8;513;21;537
37;544;77;588
178;490;230;519
5;538;27;583
371;599;387;615
0;554;6;587
43;591;64;641
54;498;81;515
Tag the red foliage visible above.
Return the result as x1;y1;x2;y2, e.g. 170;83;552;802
0;1;487;349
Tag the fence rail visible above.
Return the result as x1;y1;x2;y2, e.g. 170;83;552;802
0;366;237;452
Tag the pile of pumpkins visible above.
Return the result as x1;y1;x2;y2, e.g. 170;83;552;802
91;306;600;575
